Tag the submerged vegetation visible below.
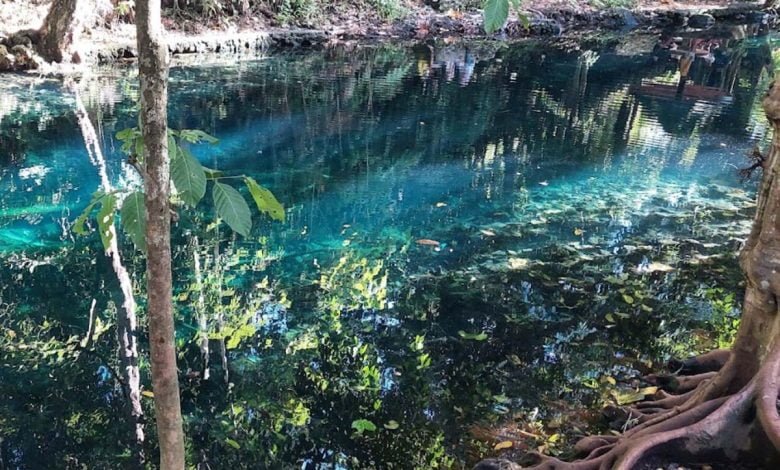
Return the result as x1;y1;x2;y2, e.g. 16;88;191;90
1;21;780;470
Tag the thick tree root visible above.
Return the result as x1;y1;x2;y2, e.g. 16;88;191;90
475;349;780;470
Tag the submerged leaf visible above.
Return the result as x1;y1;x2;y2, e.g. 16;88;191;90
494;441;513;450
351;419;377;433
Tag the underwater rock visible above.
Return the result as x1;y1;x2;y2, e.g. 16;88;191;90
10;45;40;71
0;45;14;71
687;13;716;29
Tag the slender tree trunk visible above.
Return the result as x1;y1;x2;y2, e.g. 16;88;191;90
38;0;80;62
192;237;210;381
137;1;186;469
71;87;145;468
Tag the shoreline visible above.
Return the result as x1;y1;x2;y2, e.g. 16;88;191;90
0;2;776;75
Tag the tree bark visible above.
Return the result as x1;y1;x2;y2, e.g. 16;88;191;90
37;0;79;62
137;1;185;469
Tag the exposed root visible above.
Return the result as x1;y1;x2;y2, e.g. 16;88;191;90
757;342;780;451
637;389;693;410
645;371;716;393
667;349;731;375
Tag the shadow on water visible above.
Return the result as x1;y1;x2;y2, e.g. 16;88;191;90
0;25;777;469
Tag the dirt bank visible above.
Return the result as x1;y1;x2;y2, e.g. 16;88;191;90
0;0;776;72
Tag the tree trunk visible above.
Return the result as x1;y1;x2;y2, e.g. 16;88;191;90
137;1;185;469
37;0;79;62
71;86;145;468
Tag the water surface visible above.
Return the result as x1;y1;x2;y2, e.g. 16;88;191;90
0;32;774;468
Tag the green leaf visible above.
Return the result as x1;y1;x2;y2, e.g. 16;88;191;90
244;176;285;222
384;420;400;430
203;167;224;179
179;129;219;144
224;438;241;449
121;191;147;253
168;132;178;161
213;182;252;237
172;148;207;207
96;194;117;251
134;135;144;160
116;128;138;142
73;191;106;236
483;0;509;34
351;419;377;433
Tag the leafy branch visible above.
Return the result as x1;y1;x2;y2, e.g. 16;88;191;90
483;0;526;34
74;127;285;253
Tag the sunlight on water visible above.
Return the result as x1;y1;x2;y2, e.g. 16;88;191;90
0;31;777;468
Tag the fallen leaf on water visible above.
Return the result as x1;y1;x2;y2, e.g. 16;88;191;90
458;330;489;341
574;228;585;236
435;202;447;208
480;229;497;237
494;441;513;451
613;386;659;405
141;390;154;398
416;239;440;247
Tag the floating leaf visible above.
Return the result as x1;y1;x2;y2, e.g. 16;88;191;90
613;386;658;405
416;239;440;247
141;390;154;398
121;191;147;253
458;330;489;341
435;202;447;207
574;228;585;236
172;148;207;207
244;176;285;222
494;441;513;450
351;419;377;433
384;420;400;430
213;182;252;237
225;438;241;449
480;229;497;237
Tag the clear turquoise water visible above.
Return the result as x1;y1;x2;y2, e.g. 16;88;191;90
0;35;773;468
